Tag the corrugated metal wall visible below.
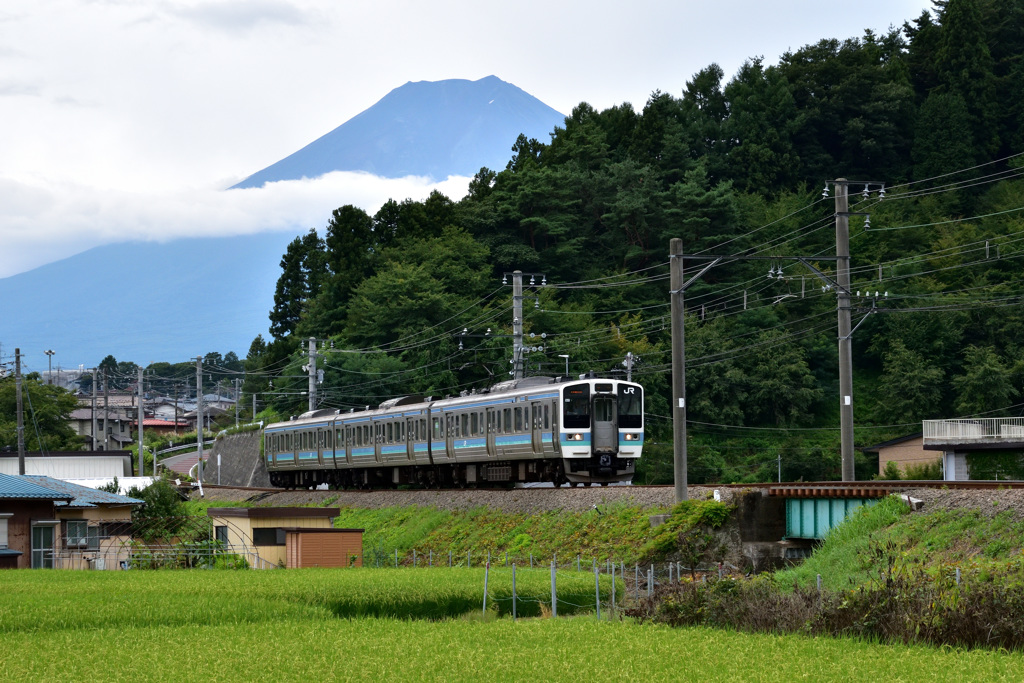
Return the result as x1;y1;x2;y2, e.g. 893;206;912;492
785;497;878;539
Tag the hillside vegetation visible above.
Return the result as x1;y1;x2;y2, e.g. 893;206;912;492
246;0;1024;483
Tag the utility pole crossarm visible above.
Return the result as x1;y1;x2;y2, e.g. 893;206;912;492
672;256;722;294
796;257;849;295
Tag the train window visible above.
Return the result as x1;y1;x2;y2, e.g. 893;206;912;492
544;404;550;430
319;432;326;448
432;418;441;439
594;398;615;422
471;412;478;436
502;408;511;433
398;421;405;442
326;431;332;449
420;419;426;440
563;383;591;429
618;384;643;428
460;414;469;437
514;407;523;432
386;423;393;443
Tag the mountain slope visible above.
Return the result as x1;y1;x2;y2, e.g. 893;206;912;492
232;76;565;188
0;233;294;369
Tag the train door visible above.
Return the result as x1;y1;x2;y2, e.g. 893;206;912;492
530;402;543;454
316;428;325;466
592;395;618;454
373;420;382;463
345;425;354;465
485;407;497;457
406;417;415;461
445;413;456;461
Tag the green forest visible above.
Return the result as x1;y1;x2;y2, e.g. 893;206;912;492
244;0;1024;483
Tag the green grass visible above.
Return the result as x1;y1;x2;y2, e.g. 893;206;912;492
776;495;1024;591
1;614;1022;681
0;568;611;631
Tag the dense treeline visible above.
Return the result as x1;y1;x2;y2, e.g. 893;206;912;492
250;0;1024;483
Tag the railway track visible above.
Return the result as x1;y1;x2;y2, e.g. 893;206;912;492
195;480;1024;495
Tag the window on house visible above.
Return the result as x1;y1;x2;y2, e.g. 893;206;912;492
252;528;286;546
0;517;8;548
215;526;228;545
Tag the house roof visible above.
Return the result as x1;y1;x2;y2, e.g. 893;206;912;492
0;472;74;501
860;433;923;453
24;475;143;508
133;418;187;428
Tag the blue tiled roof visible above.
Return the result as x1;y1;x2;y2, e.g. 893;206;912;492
24;476;143;507
0;472;73;501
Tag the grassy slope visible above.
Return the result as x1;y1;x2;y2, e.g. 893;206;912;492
776;495;1024;590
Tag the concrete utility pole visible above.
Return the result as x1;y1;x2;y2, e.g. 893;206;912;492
669;240;688;503
91;367;98;451
102;369;109;451
15;349;25;475
307;338;317;412
234;378;240;427
512;271;524;380
137;367;144;477
196;357;204;482
834;179;855;482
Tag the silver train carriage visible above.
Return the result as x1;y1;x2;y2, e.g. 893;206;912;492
263;375;644;488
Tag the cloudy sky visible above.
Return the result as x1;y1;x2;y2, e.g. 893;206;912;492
1;0;933;278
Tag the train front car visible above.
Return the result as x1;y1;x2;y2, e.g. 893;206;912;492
559;379;643;485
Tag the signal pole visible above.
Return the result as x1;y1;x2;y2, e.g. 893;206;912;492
512;273;523;380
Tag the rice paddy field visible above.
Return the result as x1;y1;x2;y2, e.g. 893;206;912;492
2;569;1023;682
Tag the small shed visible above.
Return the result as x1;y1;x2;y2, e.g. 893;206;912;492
286;528;364;568
206;507;344;569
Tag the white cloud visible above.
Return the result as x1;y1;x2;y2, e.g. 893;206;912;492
0;172;472;278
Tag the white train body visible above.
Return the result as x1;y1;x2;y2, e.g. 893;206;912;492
264;375;644;488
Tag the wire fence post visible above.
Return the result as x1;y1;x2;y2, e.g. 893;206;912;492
956;567;961;586
483;561;490;616
530;553;533;569
577;554;580;572
413;549;417;568
395;549;398;568
449;550;452;567
512;563;517;622
635;564;639;601
429;549;432;567
669;562;673;584
648;566;653;598
487;550;491;567
468;550;471;568
611;562;616;618
551;560;557;618
594;563;601;620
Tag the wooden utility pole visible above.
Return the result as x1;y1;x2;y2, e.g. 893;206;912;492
15;349;25;475
669;239;688;502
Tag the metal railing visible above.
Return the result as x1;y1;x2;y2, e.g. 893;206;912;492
923;418;1024;443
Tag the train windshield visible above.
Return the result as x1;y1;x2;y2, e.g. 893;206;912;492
618;384;643;428
563;383;591;429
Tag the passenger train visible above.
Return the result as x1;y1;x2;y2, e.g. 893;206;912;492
263;375;644;488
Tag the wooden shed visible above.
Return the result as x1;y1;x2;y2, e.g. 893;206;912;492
206;507;346;569
285;528;364;568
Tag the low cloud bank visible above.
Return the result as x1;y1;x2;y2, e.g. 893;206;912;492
0;171;472;278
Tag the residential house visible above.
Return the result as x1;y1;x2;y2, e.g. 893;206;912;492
68;407;134;451
861;434;937;478
0;451;133;478
23;476;143;570
0;472;73;569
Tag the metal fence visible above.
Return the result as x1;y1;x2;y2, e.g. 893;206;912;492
923;417;1024;443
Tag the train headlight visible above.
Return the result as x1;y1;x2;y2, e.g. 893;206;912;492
571;433;584;441
623;433;636;441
